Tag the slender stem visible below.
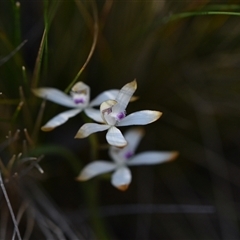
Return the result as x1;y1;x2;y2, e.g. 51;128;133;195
0;172;22;240
80;113;109;239
65;0;99;93
164;11;240;23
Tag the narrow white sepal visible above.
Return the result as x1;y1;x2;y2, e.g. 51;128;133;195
84;108;104;123
123;128;145;153
77;161;116;181
111;167;132;191
106;126;127;147
41;109;82;131
32;88;77;108
89;90;119;107
127;151;178;166
75;123;110;138
113;80;137;113
118;110;162;126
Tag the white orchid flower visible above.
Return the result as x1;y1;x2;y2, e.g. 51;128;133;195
75;80;162;147
77;128;178;191
32;82;119;131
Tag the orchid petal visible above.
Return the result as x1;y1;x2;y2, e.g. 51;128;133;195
75;123;110;138
106;126;127;147
100;100;118;125
111;166;132;191
76;161;116;181
71;81;89;94
84;108;104;123
41;109;82;131
71;82;90;106
127;151;178;166
118;110;162;126
32;88;76;108
89;90;119;107
113;80;137;113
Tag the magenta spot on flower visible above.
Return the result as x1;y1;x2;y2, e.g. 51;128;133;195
124;151;133;159
74;98;85;104
117;112;126;120
102;107;112;115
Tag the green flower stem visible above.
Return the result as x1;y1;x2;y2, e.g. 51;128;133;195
80;113;110;240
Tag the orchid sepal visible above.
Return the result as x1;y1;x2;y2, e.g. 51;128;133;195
41;108;82;131
127;151;179;166
76;161;116;181
75;123;110;138
117;110;162;126
32;88;77;108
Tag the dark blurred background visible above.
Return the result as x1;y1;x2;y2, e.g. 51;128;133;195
1;0;240;239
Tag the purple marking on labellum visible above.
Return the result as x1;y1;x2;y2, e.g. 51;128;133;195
74;98;84;104
102;107;112;115
124;151;133;159
117;111;126;120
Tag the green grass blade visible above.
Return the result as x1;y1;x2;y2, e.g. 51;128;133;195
10;0;21;45
31;29;46;89
31;1;60;88
164;11;240;23
0;40;27;67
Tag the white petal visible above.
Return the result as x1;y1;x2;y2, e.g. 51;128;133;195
76;161;116;181
71;82;90;106
113;80;137;113
84;108;104;123
32;88;76;108
127;151;178;166
41;109;82;131
118;110;162;126
111;167;132;191
100;100;118;125
75;123;110;138
89;90;119;107
71;81;90;94
106;126;127;147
